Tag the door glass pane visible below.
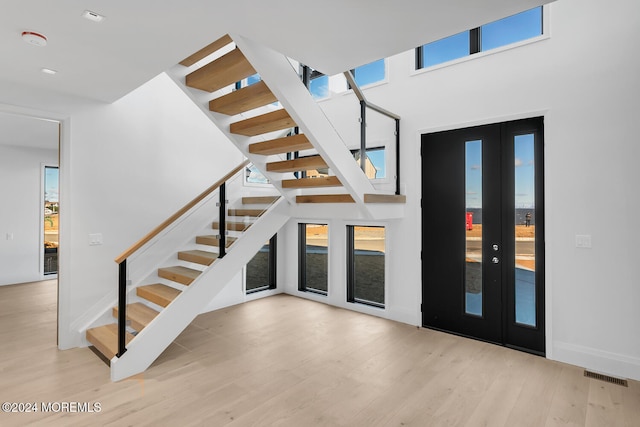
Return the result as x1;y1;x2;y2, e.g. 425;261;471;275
514;134;536;326
44;166;59;275
465;140;482;316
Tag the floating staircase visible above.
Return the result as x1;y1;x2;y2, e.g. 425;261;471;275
169;34;406;215
86;195;285;378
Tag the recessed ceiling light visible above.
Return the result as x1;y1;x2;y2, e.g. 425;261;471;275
41;68;58;75
22;31;47;47
82;10;105;23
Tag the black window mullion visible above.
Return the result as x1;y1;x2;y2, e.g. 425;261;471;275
298;224;307;292
470;27;481;54
346;226;355;302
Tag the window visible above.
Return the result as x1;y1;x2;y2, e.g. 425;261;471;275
246;234;277;294
44;166;59;275
350;147;386;179
353;59;386;87
347;226;385;308
416;6;543;69
299;223;328;295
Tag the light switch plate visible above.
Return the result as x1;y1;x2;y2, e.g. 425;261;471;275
89;233;103;246
575;234;592;248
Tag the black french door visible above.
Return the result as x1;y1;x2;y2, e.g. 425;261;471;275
421;117;544;354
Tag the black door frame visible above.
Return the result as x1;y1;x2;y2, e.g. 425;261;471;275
421;117;545;355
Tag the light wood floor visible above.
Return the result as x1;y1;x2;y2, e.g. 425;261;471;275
0;280;638;426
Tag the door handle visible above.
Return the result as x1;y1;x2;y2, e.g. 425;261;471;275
492;256;500;264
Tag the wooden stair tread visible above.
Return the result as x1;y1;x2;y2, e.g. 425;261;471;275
112;302;159;332
282;176;342;188
296;194;355;203
86;324;134;360
241;196;280;205
209;81;277;115
178;250;218;266
212;221;251;232
179;34;232;67
230;109;295;136
196;235;237;247
363;194;407;203
137;284;181;308
267;155;328;173
249;134;313;156
228;208;264;217
186;48;256;93
158;266;201;285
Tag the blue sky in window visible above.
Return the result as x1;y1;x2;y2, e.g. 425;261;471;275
354;59;385;87
309;75;329;99
465;140;482;209
424;31;470;68
367;149;386;178
514;134;535;208
45;167;58;203
481;7;542;51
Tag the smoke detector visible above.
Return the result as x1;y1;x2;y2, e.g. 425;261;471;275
22;31;47;47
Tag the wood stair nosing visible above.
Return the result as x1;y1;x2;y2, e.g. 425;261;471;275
112;302;160;332
86;324;134;360
248;134;313;156
178;250;219;266
241;196;280;205
136;284;181;308
186;48;256;93
158;266;201;286
266;155;328;173
212;221;251;232
282;176;342;188
229;109;295;136
195;235;237;248
209;81;277;116
227;208;264;217
179;34;233;67
363;194;407;204
296;194;355;203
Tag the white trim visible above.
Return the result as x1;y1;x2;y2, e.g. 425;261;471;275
553;341;640;381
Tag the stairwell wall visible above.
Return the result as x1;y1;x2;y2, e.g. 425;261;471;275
283;0;640;380
58;72;245;349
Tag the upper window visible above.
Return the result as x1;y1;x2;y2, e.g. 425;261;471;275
416;6;543;69
353;59;386;87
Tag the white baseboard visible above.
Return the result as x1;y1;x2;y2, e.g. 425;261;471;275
552;341;640;381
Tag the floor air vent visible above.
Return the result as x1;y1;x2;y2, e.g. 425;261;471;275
584;370;628;387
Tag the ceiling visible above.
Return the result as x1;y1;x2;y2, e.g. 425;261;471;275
1;0;552;110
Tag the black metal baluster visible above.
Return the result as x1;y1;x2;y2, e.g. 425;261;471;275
116;259;127;357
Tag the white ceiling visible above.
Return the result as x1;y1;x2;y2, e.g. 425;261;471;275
0;0;552;150
1;0;552;107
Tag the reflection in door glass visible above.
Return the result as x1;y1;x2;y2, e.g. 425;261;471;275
465;140;482;316
514;134;536;326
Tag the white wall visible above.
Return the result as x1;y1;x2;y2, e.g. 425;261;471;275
58;72;245;348
284;0;640;380
0;145;58;285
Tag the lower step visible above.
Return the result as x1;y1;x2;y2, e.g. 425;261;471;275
86;324;134;360
296;194;355;203
137;284;181;308
158;266;201;285
112;302;160;332
178;250;218;266
241;196;279;205
196;235;237;247
212;221;251;232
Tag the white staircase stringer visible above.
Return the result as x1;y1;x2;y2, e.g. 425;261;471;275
164;67;298;204
110;198;290;381
230;34;376;215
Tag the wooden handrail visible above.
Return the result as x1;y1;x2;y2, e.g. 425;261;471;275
343;71;400;120
115;159;250;264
